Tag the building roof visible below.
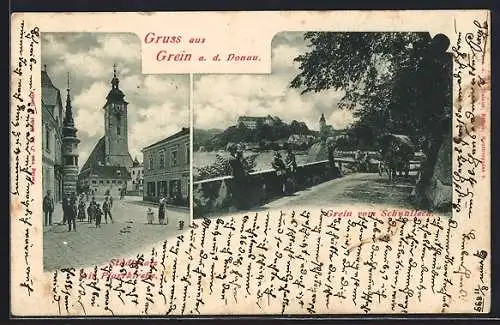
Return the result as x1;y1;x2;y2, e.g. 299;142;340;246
80;136;133;173
81;137;106;172
238;115;273;122
103;66;128;107
142;127;189;151
79;165;130;180
41;70;63;108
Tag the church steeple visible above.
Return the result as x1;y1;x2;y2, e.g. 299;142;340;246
63;73;77;137
103;63;132;168
105;63;126;104
111;63;120;89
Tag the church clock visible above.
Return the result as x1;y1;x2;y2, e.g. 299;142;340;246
111;103;123;116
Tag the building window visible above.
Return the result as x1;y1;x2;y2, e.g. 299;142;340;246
185;144;190;165
117;180;122;184
170;146;178;167
132;170;135;175
147;182;156;197
158;180;167;197
159;150;165;168
112;180;116;184
92;180;97;185
99;180;104;184
149;156;154;170
45;125;51;153
169;179;181;198
116;115;121;135
106;180;110;184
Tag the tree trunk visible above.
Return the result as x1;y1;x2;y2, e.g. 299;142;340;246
414;132;452;211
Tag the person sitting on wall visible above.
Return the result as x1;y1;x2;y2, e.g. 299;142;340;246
271;150;288;194
227;143;248;210
284;147;298;194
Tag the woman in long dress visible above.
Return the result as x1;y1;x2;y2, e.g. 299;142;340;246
158;195;166;225
78;199;86;222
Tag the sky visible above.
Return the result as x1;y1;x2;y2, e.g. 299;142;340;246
41;33;189;168
193;32;355;132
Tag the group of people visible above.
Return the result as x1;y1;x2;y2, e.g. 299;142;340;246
271;148;298;194
147;194;169;225
225;144;299;210
42;190;115;232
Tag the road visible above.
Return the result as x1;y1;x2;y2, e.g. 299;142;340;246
264;172;417;209
43;196;189;271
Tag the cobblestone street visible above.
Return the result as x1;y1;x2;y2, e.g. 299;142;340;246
43;196;190;271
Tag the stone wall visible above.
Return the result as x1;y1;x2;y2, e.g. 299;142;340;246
193;160;339;218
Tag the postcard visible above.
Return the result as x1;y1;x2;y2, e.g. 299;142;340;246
10;10;490;316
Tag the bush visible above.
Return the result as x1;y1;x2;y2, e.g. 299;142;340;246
194;153;258;181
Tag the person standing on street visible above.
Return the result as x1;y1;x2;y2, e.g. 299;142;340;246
102;197;113;224
95;203;102;228
62;193;70;225
67;192;77;232
78;197;86;222
43;190;54;226
158;194;166;225
87;197;96;224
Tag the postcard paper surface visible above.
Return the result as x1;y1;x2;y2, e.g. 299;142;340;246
10;10;491;316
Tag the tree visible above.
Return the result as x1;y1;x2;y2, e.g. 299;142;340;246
291;32;452;208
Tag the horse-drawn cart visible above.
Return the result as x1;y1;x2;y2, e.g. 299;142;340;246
378;134;415;181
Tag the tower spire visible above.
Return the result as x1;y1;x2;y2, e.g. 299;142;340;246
111;63;119;89
64;72;74;127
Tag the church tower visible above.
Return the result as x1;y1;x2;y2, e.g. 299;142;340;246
103;64;132;167
62;73;80;195
319;113;326;130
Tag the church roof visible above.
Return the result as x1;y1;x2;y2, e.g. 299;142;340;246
80;136;133;174
79;165;131;180
81;137;106;172
79;136;132;180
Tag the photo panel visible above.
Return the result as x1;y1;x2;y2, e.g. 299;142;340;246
40;32;191;272
193;31;453;218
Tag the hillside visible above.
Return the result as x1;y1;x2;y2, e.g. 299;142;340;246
194;119;319;151
193;128;223;151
